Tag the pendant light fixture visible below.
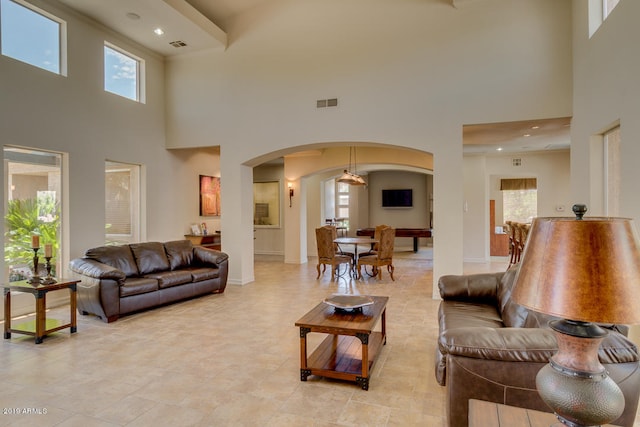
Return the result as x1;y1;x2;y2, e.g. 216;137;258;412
337;146;366;185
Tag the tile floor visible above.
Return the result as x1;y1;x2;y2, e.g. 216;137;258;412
0;251;637;426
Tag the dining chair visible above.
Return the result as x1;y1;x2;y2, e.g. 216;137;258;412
357;226;395;280
359;224;389;257
315;226;352;280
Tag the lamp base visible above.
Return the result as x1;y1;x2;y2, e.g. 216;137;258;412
536;320;625;427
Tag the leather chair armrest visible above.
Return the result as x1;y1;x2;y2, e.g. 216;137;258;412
193;246;229;266
438;272;503;301
69;258;126;281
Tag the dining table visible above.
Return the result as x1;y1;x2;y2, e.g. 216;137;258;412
333;237;379;278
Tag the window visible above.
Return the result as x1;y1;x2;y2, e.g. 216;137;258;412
604;126;621;216
104;43;143;102
501;178;537;224
105;161;140;245
0;0;66;74
4;146;63;282
336;182;350;229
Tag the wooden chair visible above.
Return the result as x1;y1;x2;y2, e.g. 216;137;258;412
315;226;352;280
359;224;389;257
357;226;395;280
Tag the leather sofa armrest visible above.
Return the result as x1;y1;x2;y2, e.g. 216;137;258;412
193;246;229;266
69;258;126;281
439;327;557;363
438;272;503;301
439;327;639;364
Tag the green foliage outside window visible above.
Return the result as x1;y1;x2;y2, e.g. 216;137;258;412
4;197;60;281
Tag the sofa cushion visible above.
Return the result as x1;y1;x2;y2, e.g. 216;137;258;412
130;242;171;275
85;245;139;277
186;267;220;282
144;270;193;289
120;277;159;297
497;266;529;328
164;240;194;270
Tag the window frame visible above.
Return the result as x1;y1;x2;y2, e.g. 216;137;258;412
0;0;67;75
105;161;141;245
103;42;145;103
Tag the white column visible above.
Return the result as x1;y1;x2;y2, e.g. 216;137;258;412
220;152;255;285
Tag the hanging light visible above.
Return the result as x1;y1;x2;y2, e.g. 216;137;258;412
337;147;365;185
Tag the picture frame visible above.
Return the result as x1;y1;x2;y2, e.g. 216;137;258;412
199;175;220;216
253;181;280;227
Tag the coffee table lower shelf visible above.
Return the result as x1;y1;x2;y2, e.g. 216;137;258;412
301;331;385;390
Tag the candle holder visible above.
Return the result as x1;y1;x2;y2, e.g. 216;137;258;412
42;256;57;285
27;248;42;285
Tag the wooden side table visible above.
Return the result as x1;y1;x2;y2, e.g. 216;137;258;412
3;278;80;344
468;399;617;427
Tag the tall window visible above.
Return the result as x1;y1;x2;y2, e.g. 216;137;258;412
105;161;140;245
0;0;66;74
336;182;350;230
104;43;143;102
4;146;62;281
501;178;537;223
604;126;621;216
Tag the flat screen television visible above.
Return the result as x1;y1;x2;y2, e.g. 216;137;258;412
382;189;413;207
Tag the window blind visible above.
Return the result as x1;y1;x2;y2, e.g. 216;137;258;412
500;178;537;191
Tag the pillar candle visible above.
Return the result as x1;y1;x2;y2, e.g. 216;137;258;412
44;244;53;258
31;235;40;249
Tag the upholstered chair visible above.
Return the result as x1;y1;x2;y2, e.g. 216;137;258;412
357;226;395;280
315;226;352;280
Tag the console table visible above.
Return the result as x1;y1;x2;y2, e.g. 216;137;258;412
184;233;221;250
3;278;80;344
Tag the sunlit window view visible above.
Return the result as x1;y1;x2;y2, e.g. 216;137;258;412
104;43;141;101
4;147;62;282
0;0;63;74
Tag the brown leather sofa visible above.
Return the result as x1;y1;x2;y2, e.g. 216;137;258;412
436;266;640;427
69;240;228;323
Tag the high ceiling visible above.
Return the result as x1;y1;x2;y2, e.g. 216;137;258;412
55;0;571;155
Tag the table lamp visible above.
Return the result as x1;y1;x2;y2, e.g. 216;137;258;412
511;204;640;427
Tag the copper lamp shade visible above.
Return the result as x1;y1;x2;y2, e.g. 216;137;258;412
511;205;640;427
512;214;640;324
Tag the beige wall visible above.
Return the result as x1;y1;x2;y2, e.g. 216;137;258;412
463;150;571;262
166;0;573;288
0;0;577;293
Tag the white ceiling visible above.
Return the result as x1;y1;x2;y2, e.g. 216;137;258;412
55;0;571;155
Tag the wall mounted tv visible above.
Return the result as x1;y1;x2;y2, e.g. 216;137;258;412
382;189;413;208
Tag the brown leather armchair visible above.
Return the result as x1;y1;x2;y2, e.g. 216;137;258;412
436;266;640;427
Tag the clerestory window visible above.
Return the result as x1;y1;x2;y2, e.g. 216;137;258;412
0;0;66;75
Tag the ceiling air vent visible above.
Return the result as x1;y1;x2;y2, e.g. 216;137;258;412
316;98;338;108
169;40;187;48
512;158;522;166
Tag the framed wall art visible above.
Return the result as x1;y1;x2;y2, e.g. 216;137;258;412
199;175;221;216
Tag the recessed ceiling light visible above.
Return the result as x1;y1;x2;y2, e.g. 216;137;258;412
523;134;531;137
154;28;165;36
126;12;141;20
496;147;503;151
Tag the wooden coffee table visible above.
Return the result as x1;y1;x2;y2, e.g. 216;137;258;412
3;278;80;344
295;295;388;390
